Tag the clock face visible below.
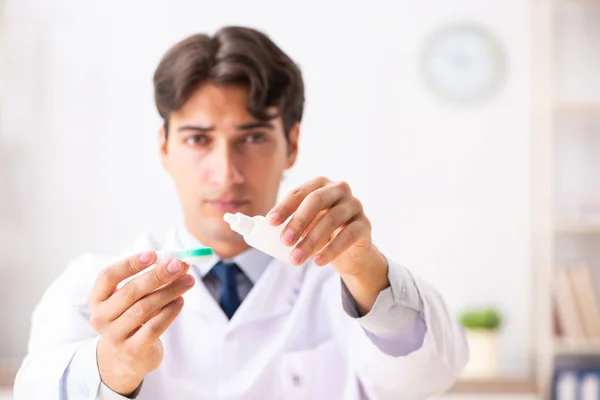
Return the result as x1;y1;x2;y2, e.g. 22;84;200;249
421;24;506;103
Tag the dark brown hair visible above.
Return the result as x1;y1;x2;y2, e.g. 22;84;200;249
153;26;304;139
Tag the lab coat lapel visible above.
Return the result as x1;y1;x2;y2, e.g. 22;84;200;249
227;258;305;331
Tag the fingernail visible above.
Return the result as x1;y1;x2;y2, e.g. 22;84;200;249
167;259;181;273
268;212;281;223
139;251;154;264
314;254;324;266
290;248;303;264
182;275;195;287
282;230;295;245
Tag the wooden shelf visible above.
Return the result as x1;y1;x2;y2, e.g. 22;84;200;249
555;220;600;234
534;0;600;397
554;339;600;355
554;102;600;115
448;377;537;394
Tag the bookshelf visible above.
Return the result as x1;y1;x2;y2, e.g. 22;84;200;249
555;220;600;235
554;102;600;115
554;339;600;355
533;0;600;398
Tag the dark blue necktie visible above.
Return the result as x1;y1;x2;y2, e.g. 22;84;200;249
208;261;242;319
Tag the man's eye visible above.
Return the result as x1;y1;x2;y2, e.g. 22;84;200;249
245;133;267;144
185;135;210;146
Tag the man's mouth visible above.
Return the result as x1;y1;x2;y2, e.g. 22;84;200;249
206;199;249;212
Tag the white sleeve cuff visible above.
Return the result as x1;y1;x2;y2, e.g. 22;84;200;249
341;261;427;355
64;336;141;399
342;261;423;320
63;336;101;399
98;381;142;400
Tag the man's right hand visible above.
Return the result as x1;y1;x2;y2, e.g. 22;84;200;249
88;251;195;396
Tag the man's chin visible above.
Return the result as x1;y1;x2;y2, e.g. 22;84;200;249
201;218;244;241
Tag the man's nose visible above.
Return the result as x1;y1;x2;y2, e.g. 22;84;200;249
207;143;245;186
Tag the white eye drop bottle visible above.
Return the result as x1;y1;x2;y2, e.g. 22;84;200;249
223;212;293;263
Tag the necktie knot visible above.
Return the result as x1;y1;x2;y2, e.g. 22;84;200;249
210;262;240;289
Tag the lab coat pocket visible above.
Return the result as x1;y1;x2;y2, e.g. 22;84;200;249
282;339;343;400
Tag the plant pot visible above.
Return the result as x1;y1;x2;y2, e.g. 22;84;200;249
461;328;500;379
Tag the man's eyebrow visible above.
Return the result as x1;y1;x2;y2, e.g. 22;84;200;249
175;122;275;133
176;125;214;133
237;121;275;130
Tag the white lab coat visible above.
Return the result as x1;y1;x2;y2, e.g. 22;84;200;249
14;227;468;400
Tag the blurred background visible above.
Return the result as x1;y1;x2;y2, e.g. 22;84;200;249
0;0;598;399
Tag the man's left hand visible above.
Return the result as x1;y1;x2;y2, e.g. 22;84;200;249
267;177;389;311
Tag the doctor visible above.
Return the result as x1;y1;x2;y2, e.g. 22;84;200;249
15;26;468;399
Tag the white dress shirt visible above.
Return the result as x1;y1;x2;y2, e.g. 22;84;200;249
14;225;469;400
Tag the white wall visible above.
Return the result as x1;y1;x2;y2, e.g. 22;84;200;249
0;0;532;376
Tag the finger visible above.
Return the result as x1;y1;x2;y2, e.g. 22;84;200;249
289;201;360;265
131;296;186;345
266;176;330;226
313;219;370;266
91;251;157;303
100;259;190;322
280;181;351;247
109;274;195;341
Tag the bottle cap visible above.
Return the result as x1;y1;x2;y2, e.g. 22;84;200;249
224;213;236;225
223;212;253;235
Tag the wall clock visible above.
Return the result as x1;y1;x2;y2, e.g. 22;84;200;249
420;23;507;103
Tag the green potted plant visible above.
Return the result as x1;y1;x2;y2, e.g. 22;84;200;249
458;307;502;378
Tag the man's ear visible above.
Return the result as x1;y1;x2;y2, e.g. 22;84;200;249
286;122;300;169
159;125;169;171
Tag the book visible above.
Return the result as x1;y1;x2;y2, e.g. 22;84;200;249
554;267;586;340
568;264;600;340
554;368;600;400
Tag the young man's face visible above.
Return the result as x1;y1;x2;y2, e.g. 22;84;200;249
160;83;299;252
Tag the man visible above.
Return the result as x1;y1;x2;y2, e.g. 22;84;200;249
14;26;468;399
